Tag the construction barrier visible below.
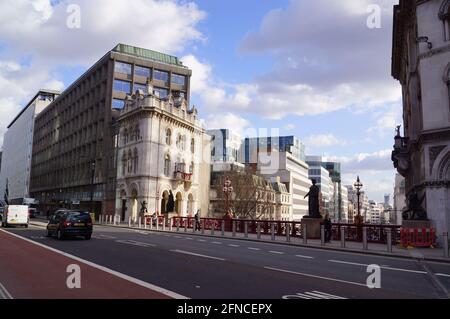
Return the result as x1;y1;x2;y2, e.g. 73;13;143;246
400;228;436;248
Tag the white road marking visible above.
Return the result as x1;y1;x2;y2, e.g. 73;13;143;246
197;239;206;242
269;251;284;255
174;236;183;239
295;255;314;259
228;244;240;247
211;241;222;245
436;273;450;278
93;234;117;239
248;247;260;251
170;250;225;261
0;229;187;299
265;266;367;287
115;240;156;248
0;283;13;299
283;291;347;300
328;259;427;274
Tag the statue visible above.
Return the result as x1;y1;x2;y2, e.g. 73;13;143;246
166;190;175;213
304;179;321;218
402;192;427;221
140;201;148;216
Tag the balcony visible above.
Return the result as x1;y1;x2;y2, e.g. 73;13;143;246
174;163;193;183
391;131;410;177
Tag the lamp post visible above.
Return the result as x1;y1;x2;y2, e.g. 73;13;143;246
354;176;363;223
223;176;233;217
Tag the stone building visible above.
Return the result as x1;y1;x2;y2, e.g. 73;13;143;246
392;0;450;239
115;85;210;221
29;44;191;216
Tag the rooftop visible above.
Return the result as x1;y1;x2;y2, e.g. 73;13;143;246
112;44;186;68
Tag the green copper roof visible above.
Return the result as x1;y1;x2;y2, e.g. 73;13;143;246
112;44;185;67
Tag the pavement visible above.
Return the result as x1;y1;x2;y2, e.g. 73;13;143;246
2;221;450;299
87;218;450;263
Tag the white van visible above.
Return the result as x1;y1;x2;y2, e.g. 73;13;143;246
1;205;29;228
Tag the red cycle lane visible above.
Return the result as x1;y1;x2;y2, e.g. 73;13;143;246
0;229;184;299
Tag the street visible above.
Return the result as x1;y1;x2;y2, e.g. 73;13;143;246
1;224;449;299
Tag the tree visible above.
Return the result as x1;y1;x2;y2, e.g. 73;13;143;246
211;169;275;220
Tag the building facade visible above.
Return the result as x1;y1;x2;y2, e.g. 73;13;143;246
115;85;210;221
29;44;191;216
393;173;407;224
207;129;243;165
308;165;333;217
0;90;60;204
392;0;450;239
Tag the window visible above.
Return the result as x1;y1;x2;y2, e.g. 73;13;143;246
211;147;215;156
189;161;194;174
154;70;169;83
133;148;138;174
166;129;172;145
172;74;186;86
123;128;129;145
122;152;127;175
135;65;151;78
439;0;450;41
154;87;168;99
133;83;147;93
114;61;132;75
191;138;195;153
134;126;141;140
173;91;186;99
164;155;171;176
114;80;131;94
176;134;186;150
127;150;132;173
112;99;125;110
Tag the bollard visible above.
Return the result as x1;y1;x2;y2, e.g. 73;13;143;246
221;221;225;236
183;220;187;233
108;215;111;224
192;219;196;233
257;222;261;240
303;223;307;244
201;220;205;235
99;215;102;224
340;226;346;248
176;219;180;232
244;221;248;238
162;218;166;231
138;217;141;228
232;221;236;237
169;219;173;232
156;218;159;231
386;228;392;253
286;223;290;243
128;216;131;227
363;227;368;250
211;223;215;236
144;217;147;229
271;223;275;241
444;232;449;258
321;225;325;246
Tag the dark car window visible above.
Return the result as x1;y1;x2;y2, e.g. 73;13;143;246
66;212;92;223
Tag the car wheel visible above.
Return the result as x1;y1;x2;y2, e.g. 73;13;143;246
85;234;92;240
57;229;64;240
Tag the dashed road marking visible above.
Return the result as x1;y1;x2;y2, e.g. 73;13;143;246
228;244;240;247
295;255;314;259
211;241;222;245
115;240;156;248
269;251;284;255
197;239;206;242
248;247;261;251
170;250;225;261
283;291;347;300
328;259;427;274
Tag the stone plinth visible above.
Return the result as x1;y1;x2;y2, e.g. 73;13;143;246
301;217;323;239
402;220;431;229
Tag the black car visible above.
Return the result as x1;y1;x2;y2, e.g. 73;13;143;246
46;210;93;240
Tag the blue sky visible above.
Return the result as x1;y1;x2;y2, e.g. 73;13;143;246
0;0;401;202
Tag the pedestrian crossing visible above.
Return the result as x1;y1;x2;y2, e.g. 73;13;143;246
282;291;347;299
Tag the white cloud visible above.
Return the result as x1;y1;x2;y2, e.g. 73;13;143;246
330;149;393;174
367;104;402;138
283;123;296;131
304;134;347;147
0;0;206;66
204;112;251;136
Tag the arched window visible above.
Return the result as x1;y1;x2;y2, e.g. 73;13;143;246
133;148;138;174
127;150;132;173
166;128;172;145
191;138;195;153
122;152;127;175
439;0;450;41
123;128;128;145
135;126;140;140
176;134;185;150
164;154;171;176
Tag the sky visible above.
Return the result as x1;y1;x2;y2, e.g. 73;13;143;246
0;0;401;202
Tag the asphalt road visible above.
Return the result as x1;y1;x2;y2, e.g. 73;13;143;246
3;224;450;299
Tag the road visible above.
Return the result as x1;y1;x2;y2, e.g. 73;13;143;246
1;223;450;299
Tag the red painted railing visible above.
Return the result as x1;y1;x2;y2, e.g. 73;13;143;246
171;217;402;244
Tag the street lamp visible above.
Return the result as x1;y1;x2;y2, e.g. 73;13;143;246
222;176;233;217
354;176;363;222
